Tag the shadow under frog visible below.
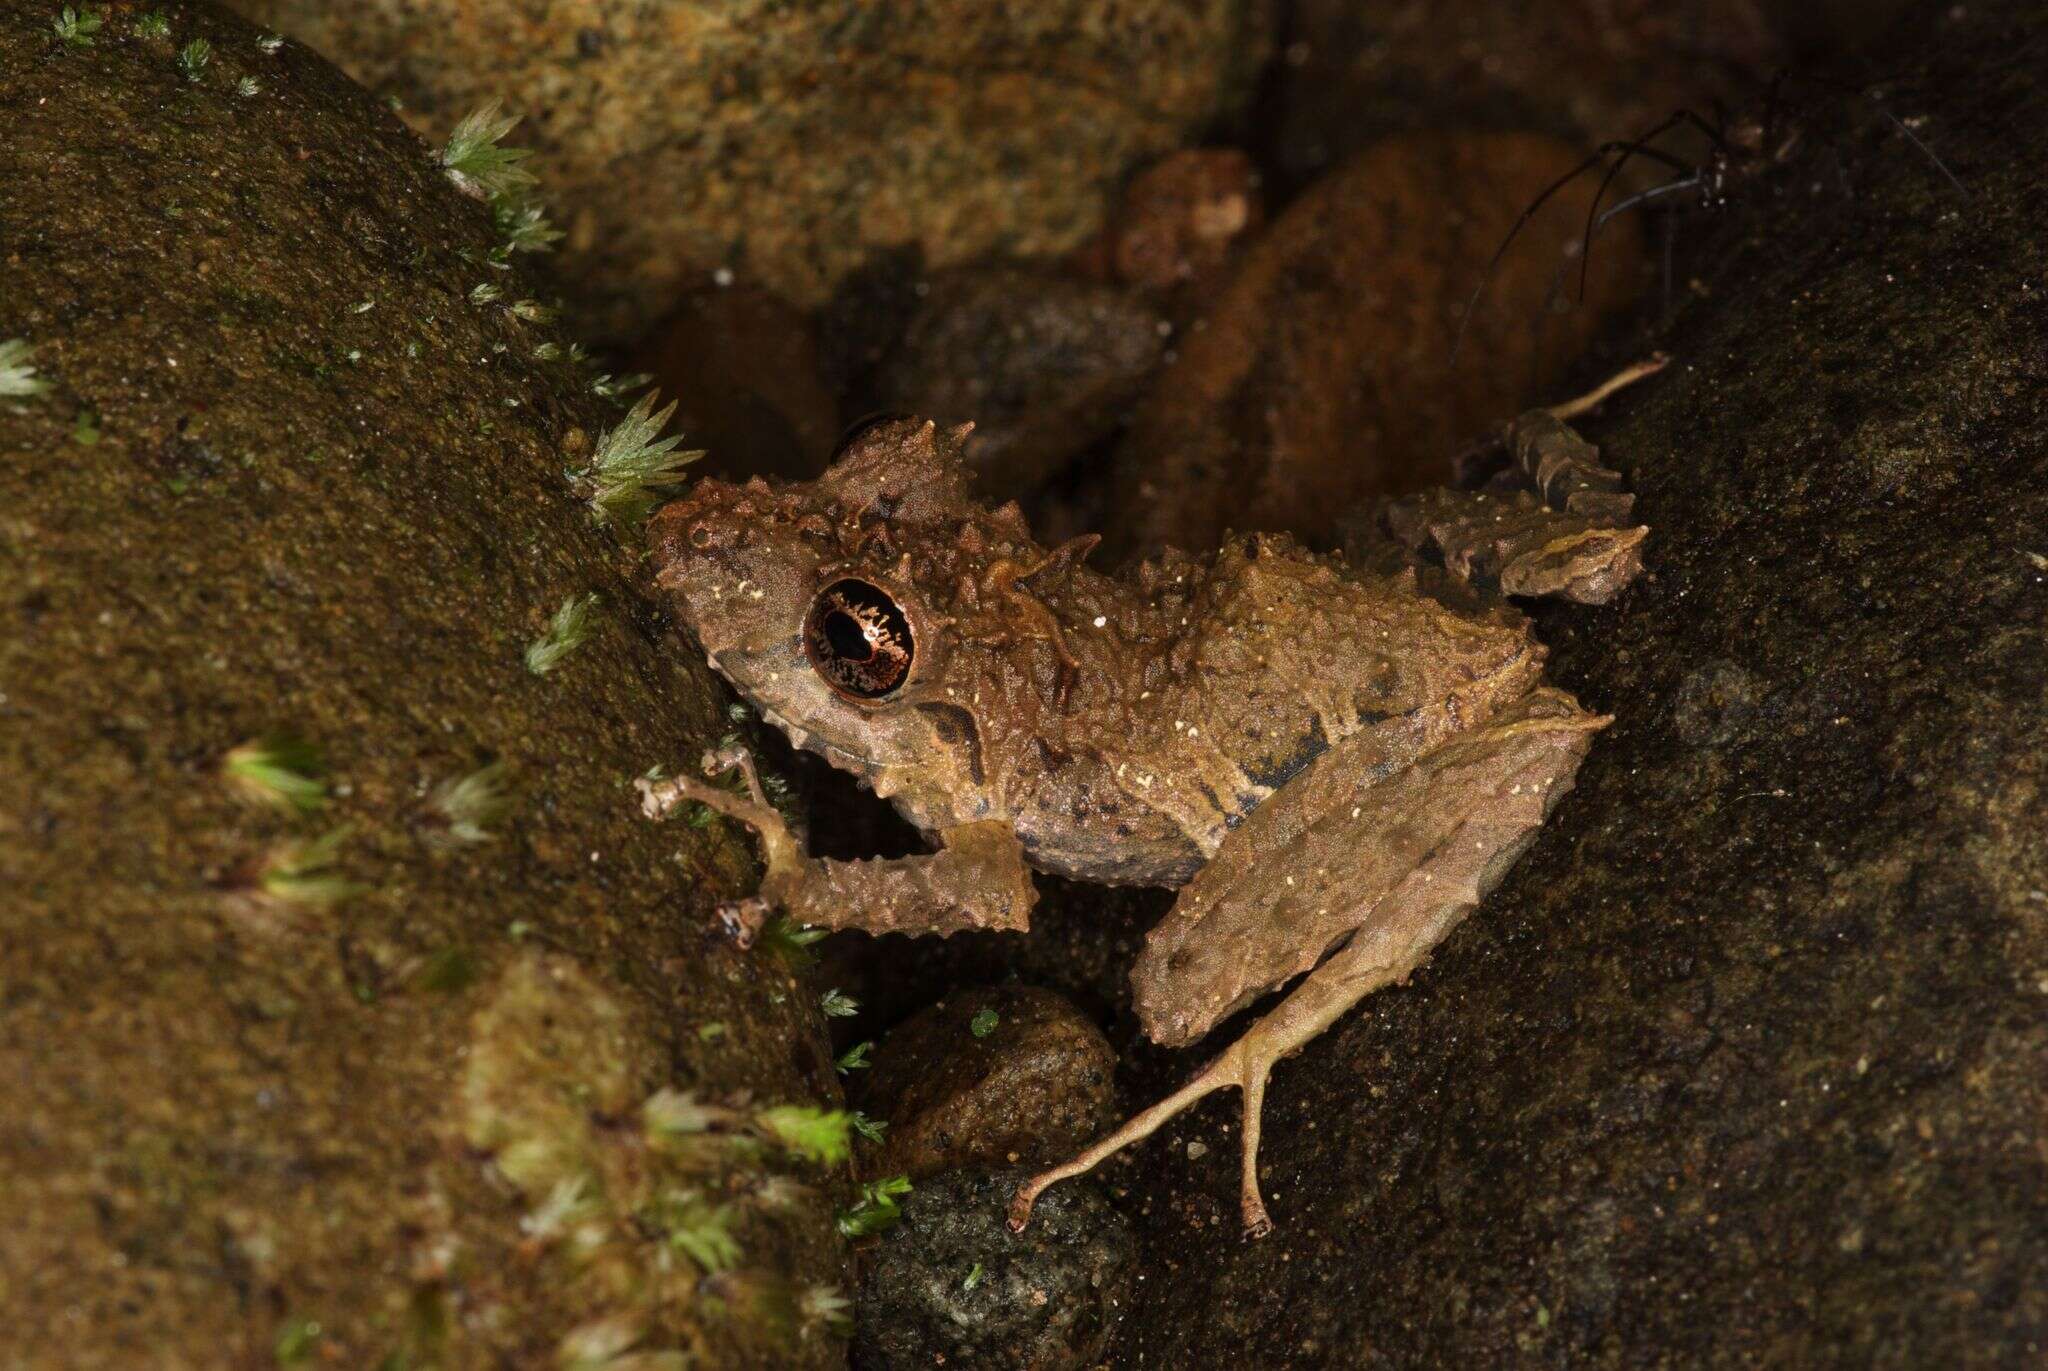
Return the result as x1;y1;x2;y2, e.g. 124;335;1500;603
640;363;1660;1237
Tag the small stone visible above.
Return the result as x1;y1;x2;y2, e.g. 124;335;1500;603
1109;148;1264;308
859;986;1118;1181
855;1168;1136;1371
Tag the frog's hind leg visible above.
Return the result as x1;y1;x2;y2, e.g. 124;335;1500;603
1011;862;1520;1239
1010;688;1607;1237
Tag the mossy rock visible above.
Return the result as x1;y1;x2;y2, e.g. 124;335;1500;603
229;0;1275;340
0;5;845;1366
1112;4;2048;1364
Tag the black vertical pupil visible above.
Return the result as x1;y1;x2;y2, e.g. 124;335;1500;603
803;578;915;699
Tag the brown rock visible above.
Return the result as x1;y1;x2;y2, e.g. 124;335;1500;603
636;285;841;482
1105;129;1646;558
860;987;1119;1180
232;0;1275;339
877;269;1165;500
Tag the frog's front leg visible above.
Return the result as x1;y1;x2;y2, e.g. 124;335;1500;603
1009;688;1606;1237
639;746;1036;943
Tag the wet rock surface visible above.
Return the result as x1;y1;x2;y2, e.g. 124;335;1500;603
1105;129;1645;558
1108;5;2048;1364
859;985;1120;1182
877;269;1164;500
854;1168;1137;1371
232;0;1274;339
0;6;843;1366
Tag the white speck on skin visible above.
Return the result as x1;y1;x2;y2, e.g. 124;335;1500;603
1093;615;1107;628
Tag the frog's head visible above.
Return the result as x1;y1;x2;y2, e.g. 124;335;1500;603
648;417;987;779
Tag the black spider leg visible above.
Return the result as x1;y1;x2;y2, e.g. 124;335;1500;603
1533;170;1709;328
1577;108;1745;303
1448;135;1695;366
1864;94;1968;198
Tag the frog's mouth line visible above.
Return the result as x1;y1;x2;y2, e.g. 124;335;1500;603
707;641;907;780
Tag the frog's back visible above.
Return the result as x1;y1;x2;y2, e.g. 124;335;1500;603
1153;533;1544;849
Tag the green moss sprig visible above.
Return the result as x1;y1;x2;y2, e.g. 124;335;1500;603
836;1175;911;1239
53;7;102;47
800;1283;852;1335
0;340;48;399
754;1105;854;1165
758;915;827;968
492;198;563;255
258;828;365;909
430;761;513;844
222;736;327;814
589;370;653;403
643;1089;857;1167
439;101;537;201
176;38;211;81
572;391;703;527
648;1190;739;1273
526;593;599;675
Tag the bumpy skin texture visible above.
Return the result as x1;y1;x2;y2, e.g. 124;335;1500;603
650;420;1542;894
648;415;1641;1231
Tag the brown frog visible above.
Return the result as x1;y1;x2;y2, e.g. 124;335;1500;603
639;360;1662;1237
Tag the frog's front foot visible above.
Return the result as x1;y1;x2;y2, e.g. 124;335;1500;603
638;746;808;941
713;894;773;948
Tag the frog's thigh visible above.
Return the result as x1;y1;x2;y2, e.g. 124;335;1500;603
779;820;1038;937
1015;687;1605;1236
1135;686;1607;1048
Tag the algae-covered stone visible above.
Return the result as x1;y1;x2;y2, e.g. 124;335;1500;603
1114;3;2048;1363
854;1169;1136;1371
0;5;844;1366
229;0;1275;339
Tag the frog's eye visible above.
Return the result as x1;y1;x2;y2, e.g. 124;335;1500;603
803;577;915;700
